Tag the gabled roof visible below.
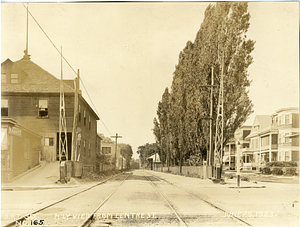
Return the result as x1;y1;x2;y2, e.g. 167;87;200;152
1;58;74;93
2;57;100;120
253;115;272;129
147;154;161;162
246;115;272;139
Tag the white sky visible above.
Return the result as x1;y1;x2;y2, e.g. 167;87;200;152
1;2;299;158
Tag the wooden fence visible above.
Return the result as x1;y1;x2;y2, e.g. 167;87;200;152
153;164;210;179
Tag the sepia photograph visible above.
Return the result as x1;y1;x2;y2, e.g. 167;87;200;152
1;1;299;227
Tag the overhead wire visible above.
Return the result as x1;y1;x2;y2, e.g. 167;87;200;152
22;3;112;135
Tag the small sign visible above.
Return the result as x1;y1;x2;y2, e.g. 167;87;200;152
8;126;22;137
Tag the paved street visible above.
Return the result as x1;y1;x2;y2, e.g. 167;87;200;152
1;170;299;227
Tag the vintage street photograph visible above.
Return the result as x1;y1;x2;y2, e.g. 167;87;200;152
1;1;299;227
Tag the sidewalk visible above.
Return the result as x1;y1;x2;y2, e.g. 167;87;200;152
1;161;81;191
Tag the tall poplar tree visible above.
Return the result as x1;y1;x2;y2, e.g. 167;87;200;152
154;2;254;168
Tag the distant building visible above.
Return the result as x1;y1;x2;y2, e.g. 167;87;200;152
224;107;299;171
223;125;251;170
147;153;161;170
100;135;123;169
1;53;99;178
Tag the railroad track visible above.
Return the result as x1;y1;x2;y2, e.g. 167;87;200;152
145;171;252;227
143;175;188;227
3;172;131;227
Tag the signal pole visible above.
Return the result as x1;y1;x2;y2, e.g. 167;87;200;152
111;133;122;169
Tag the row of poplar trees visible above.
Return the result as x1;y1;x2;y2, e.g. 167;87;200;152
153;2;255;169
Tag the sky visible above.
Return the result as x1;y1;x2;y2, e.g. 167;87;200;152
1;2;299;159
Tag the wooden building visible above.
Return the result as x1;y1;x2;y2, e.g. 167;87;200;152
1;118;42;182
1;54;99;173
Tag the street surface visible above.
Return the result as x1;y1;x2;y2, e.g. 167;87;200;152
1;170;299;227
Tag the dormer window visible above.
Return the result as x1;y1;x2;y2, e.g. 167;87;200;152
38;100;48;118
10;74;19;83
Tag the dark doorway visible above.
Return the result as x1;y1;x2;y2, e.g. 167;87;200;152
56;132;72;161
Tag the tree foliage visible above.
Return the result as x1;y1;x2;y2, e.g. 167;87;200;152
153;2;254;167
137;143;160;167
119;143;133;169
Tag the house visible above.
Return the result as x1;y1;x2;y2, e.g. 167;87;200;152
147;153;161;170
245;115;277;170
225;107;299;171
100;135;123;170
223;125;251;170
273;107;299;162
1;118;42;182
1;52;99;178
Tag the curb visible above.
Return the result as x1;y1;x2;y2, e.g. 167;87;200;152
1;185;80;191
228;185;266;188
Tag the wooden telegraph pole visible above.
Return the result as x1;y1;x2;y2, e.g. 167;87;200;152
111;133;122;169
71;69;79;162
199;67;217;178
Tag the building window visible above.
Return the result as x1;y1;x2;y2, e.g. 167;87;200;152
261;136;270;147
1;73;6;83
45;137;54;146
38;100;48;117
102;147;111;154
1;99;8;116
24;139;30;159
285;151;290;161
88;142;91;157
84;110;86;125
78;105;81;122
285;115;290;125
11;74;19;83
284;134;291;143
89;116;91;130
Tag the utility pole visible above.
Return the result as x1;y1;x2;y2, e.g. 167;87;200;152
59;47;69;183
213;52;224;179
59;46;68;162
199;67;217;178
71;69;79;162
111;133;122;169
209;67;214;168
